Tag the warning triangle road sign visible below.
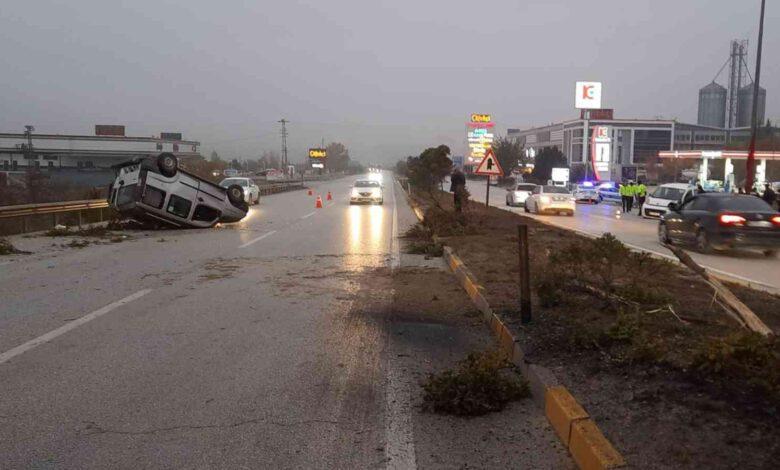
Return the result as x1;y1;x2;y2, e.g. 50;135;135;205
474;149;504;176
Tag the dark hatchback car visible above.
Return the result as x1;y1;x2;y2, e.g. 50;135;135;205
658;193;780;257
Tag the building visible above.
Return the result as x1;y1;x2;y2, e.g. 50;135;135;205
0;126;200;172
507;117;729;181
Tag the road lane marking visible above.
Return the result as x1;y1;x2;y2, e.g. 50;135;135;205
238;230;277;249
385;344;417;470
301;211;317;219
0;289;152;365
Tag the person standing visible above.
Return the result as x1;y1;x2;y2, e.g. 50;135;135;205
450;168;467;213
619;181;629;213
636;180;647;215
762;183;777;209
626;181;636;212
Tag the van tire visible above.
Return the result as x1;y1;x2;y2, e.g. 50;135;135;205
157;153;178;177
227;184;245;205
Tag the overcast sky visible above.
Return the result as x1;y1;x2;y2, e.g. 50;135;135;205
1;0;777;164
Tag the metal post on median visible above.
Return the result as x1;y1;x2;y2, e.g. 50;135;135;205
485;176;490;207
518;224;532;324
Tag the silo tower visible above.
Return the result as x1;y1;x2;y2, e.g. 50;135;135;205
697;82;727;128
737;83;767;128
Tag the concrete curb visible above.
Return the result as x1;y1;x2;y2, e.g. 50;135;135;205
399;193;626;470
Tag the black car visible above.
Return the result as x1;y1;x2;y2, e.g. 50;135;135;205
658;193;780;257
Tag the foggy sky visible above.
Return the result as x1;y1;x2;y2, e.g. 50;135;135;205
1;0;778;165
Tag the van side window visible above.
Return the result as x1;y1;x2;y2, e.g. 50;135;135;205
167;194;192;218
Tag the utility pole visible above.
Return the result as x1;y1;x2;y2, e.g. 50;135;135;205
746;0;766;192
278;119;289;176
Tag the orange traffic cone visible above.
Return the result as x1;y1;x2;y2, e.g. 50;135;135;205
315;196;323;208
326;191;332;201
307;189;313;196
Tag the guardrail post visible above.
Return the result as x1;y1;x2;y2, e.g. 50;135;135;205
78;210;83;228
53;213;58;228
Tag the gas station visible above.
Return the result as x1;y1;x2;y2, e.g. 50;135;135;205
658;149;780;191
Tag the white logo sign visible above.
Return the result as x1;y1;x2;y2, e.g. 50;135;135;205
551;167;570;183
575;81;602;109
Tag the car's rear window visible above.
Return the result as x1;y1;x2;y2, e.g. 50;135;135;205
712;196;773;212
516;184;536;191
354;180;380;187
542;186;570;194
653;187;686;200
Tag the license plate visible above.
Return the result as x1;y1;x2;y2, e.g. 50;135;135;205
747;221;772;228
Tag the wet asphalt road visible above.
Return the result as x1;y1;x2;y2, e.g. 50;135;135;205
0;174;572;469
466;179;780;294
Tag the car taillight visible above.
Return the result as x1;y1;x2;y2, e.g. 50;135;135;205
771;215;780;227
719;214;746;227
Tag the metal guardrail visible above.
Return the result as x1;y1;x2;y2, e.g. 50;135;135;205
0;199;109;219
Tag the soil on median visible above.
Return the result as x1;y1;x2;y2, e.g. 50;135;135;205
412;191;780;470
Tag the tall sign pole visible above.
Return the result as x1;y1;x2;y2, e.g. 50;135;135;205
745;0;766;192
474;148;504;207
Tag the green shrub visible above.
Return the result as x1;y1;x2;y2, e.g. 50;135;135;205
422;349;530;416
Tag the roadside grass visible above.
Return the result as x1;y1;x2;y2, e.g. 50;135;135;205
422;349;530;416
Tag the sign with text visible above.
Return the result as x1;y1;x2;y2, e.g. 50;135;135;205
160;132;183;141
575;81;602;109
308;148;327;158
470;113;492;123
551;167;570;183
95;125;125;136
591;126;612;181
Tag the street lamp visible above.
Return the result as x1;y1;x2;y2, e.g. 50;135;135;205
745;0;766;192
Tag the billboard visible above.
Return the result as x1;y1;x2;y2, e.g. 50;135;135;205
467;114;494;164
581;108;613;120
575;82;602;109
95;125;125;136
308;148;327;158
591;126;612;181
160;132;183;140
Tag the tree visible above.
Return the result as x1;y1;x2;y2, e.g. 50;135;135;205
406;145;452;191
394;159;409;177
259;151;281;169
325;142;350;171
529;147;567;183
491;136;525;176
209;150;222;162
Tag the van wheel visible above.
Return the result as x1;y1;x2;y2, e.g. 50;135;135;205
157;153;178;177
227;184;245;206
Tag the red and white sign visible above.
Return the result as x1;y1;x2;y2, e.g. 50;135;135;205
474;148;504;176
575;81;602;109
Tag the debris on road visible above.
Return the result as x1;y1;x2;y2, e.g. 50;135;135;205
0;238;30;255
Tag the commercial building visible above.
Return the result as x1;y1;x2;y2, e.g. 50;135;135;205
0;126;200;172
507;115;730;181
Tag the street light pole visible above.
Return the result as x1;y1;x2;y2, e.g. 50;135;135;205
745;0;766;192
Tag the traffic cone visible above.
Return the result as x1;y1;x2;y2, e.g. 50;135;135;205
326;191;332;201
315;196;323;208
308;189;313;196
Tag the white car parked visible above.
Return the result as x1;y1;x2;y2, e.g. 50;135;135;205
109;153;248;228
505;183;537;207
641;183;695;219
524;185;576;216
219;177;260;205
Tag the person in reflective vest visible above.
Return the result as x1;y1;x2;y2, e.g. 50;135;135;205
636;180;647;215
619;182;630;213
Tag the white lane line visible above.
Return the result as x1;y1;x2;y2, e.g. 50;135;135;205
0;289;152;365
390;180;400;271
384;345;417;470
0;261;12;267
238;230;277;249
301;211;317;219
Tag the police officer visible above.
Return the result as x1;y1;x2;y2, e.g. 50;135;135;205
619;181;630;213
636;180;647;215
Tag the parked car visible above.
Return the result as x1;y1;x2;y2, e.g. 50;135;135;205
350;179;383;204
219;177;260;205
109;153;248;228
505;183;537;207
658;193;780;257
573;182;599;203
596;182;622;204
642;183;695;219
524;185;575;216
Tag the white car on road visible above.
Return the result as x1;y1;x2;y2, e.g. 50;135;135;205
524;185;576;216
641;183;695;219
505;183;537;207
219;177;260;205
350;179;384;204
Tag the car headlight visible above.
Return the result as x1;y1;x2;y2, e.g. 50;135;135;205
540;196;551;204
351;189;360;197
